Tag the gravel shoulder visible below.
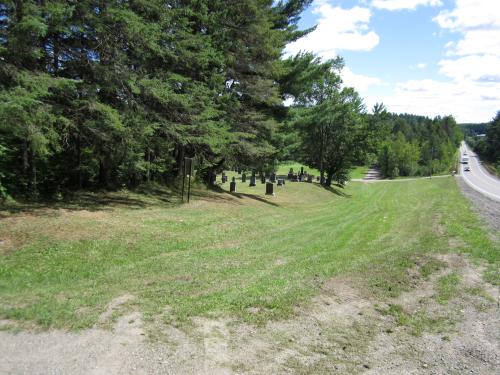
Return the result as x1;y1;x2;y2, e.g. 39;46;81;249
456;176;500;232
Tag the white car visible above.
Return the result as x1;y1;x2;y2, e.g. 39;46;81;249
464;166;470;172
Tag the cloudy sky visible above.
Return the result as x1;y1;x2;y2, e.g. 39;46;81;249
285;0;500;123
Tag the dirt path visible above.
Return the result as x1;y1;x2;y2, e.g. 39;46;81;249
1;252;498;374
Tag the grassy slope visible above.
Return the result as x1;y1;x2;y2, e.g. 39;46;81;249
0;177;498;329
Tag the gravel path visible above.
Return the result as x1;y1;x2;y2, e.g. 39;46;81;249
456;176;500;231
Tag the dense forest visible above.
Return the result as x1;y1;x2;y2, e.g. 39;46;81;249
0;0;462;200
467;112;500;173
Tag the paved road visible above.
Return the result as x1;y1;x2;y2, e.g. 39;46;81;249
459;141;500;202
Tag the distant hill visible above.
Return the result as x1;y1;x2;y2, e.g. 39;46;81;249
460;123;489;136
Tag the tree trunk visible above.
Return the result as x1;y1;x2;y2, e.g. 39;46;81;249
98;157;109;188
324;171;333;187
146;148;151;182
76;133;82;189
176;144;185;176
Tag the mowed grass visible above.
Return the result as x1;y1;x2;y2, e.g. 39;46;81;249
0;177;498;329
275;162;368;180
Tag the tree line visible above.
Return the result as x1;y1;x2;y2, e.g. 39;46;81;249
467;112;500;173
0;1;462;200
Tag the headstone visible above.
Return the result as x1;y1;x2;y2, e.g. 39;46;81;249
265;182;274;195
237;168;241;174
270;173;276;183
261;174;266;184
307;175;313;183
249;175;256;187
316;176;320;181
209;172;216;185
301;166;304;175
230;181;236;192
251;170;256;177
242;173;246;183
299;174;304;182
291;174;298;182
277;179;283;186
221;173;227;183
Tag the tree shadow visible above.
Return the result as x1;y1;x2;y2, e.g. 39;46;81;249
318;184;352;198
208;185;281;207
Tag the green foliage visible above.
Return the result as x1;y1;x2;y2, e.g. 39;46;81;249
0;0;312;197
374;113;462;178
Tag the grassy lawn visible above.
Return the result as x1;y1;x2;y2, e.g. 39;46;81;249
276;162;367;179
350;166;368;179
275;162;320;176
0;177;498;330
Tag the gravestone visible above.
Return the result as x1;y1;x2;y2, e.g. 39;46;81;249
209;172;217;186
307;175;313;183
301;166;304;175
242;173;246;183
291;174;298;182
237;167;241;174
270;173;276;183
251;170;256;177
221;173;227;183
299;174;304;182
265;182;274;195
230;180;236;192
261;174;266;184
277;178;283;186
316;176;320;181
249;175;256;187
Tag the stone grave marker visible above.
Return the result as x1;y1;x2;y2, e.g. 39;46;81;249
307;175;313;183
230;180;236;192
249;175;256;187
241;173;246;183
270;173;276;183
261;174;266;184
265;182;274;195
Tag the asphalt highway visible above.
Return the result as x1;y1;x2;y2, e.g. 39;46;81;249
459;141;500;202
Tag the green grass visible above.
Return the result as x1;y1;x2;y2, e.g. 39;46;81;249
275;162;368;180
350;165;368;179
0;176;498;329
436;273;460;304
275;162;320;176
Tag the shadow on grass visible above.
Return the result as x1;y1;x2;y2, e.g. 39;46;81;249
0;186;181;218
318;183;352;198
0;180;283;218
207;185;281;207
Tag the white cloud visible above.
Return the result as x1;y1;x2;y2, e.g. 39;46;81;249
284;2;379;59
434;0;500;31
450;29;500;56
391;0;500;121
341;67;384;92
371;0;442;11
439;54;500;82
377;79;500;122
409;62;427;70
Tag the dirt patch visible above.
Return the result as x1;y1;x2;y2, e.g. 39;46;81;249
98;294;135;324
1;253;498;374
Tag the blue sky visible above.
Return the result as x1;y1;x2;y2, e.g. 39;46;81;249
285;0;500;123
